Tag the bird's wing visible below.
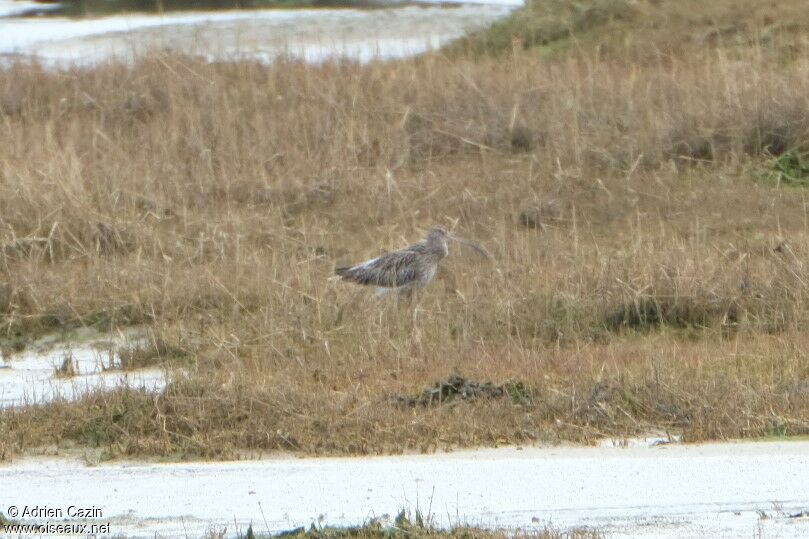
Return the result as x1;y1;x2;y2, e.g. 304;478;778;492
336;246;423;288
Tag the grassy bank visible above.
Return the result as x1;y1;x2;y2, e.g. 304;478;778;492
456;0;809;60
1;1;809;459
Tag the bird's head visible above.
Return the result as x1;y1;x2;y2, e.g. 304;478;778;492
425;226;490;260
425;226;451;257
427;226;451;243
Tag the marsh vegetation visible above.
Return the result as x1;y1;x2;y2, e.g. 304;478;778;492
1;0;809;460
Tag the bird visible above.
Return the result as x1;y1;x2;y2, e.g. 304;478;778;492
334;226;489;297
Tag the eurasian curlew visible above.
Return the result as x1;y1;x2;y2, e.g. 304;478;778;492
334;226;488;297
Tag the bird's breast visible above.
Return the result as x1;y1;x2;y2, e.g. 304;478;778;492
421;263;438;285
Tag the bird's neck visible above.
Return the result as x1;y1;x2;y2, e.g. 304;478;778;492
427;240;448;259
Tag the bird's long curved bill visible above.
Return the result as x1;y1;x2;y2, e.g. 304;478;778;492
449;234;491;259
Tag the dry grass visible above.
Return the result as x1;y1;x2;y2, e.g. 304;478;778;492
1;8;809;459
117;331;185;370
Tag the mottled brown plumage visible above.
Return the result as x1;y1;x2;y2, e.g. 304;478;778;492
335;227;487;296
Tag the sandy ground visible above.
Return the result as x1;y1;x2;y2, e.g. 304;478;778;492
2;440;809;538
0;1;519;65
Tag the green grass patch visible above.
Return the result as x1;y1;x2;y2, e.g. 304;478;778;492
767;151;809;186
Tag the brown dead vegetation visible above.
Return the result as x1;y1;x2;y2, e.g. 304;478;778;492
2;4;809;459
